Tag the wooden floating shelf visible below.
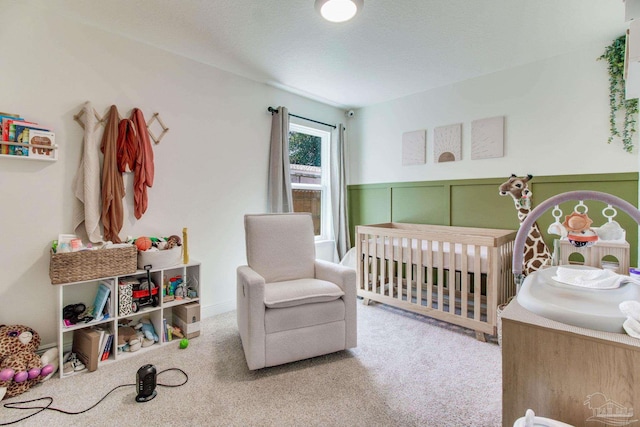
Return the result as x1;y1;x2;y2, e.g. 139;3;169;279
0;140;58;161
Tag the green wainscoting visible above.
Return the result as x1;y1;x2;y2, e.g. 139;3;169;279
348;173;639;266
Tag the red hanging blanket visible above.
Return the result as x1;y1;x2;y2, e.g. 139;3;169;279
131;108;154;219
100;105;125;243
117;118;137;173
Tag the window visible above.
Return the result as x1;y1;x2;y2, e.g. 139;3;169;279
289;123;330;239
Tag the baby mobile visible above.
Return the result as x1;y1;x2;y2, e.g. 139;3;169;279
547;200;625;247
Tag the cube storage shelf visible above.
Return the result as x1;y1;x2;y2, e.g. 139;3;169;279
55;261;200;378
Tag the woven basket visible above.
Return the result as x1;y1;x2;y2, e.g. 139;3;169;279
50;245;137;284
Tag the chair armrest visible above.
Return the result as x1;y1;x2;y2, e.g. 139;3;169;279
315;259;357;349
237;265;266;297
237;265;267;369
314;259;356;295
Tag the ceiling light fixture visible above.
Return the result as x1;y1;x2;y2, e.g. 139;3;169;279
315;0;363;23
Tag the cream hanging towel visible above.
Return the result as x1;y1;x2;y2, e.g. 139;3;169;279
72;101;103;243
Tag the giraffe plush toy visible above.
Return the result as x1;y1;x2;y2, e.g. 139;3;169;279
499;174;552;275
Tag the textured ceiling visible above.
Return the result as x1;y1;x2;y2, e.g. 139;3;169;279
28;0;626;108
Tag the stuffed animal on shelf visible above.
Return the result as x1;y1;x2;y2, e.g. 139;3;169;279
135;317;159;343
0;325;55;400
165;235;182;250
117;325;141;352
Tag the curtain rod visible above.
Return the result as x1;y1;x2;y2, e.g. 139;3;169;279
267;106;337;129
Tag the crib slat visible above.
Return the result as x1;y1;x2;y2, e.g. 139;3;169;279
356;231;364;291
416;239;423;305
437;241;444;311
397;238;403;301
487;246;499;326
448;242;455;314
363;233;370;292
407;238;413;302
388;238;395;298
380;236;386;296
372;235;378;294
426;240;433;308
461;243;468;318
474;245;481;321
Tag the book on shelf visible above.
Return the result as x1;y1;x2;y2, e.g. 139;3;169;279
11;124;49;156
92;325;111;362
92;326;105;355
28;129;55;159
101;334;114;361
92;282;111;322
102;295;111;320
163;318;168;342
72;328;100;372
2;118;35;142
0;114;21;149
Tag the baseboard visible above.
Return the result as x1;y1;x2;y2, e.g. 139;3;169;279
201;299;235;319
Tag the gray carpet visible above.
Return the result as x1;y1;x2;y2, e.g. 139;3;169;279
0;302;502;426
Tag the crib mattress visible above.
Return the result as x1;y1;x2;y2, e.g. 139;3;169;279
365;237;490;274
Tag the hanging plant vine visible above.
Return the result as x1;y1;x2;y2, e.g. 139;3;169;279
598;35;639;153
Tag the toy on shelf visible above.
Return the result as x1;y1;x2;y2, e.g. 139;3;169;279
135;317;159;343
0;325;55;400
135;236;152;251
131;234;183;269
117;324;141;353
131;269;159;313
168;325;183;339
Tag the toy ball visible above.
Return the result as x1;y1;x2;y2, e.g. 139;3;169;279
179;338;189;349
135;236;152;251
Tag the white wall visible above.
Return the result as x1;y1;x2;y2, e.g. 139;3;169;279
349;43;638;185
0;3;346;345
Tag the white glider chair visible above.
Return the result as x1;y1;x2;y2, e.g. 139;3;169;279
237;213;357;370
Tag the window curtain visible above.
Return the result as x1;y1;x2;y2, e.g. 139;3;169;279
267;106;293;213
330;124;350;260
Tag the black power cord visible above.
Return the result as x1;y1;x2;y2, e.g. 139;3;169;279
0;367;188;426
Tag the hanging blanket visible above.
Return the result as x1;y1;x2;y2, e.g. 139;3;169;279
72;101;103;243
101;105;125;243
131;108;154;219
117;118;137;173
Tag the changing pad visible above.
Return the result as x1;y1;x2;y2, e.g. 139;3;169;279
517;265;640;333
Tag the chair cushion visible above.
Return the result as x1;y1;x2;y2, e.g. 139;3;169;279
244;214;316;283
265;299;345;334
264;278;345;308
